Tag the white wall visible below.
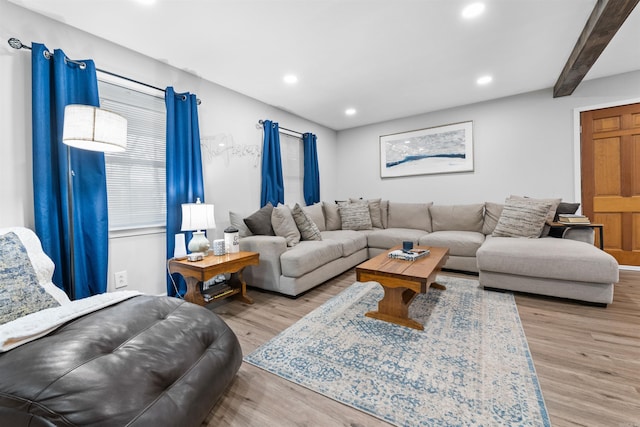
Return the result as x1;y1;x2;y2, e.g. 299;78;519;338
336;71;640;205
0;0;337;296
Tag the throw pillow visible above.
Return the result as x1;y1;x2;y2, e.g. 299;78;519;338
271;204;301;247
491;199;553;238
482;202;504;235
509;195;561;237
339;202;373;231
302;202;326;232
229;211;253;237
0;232;60;325
554;202;580;221
323;202;342;231
350;198;383;228
243;203;275;236
291;204;322;241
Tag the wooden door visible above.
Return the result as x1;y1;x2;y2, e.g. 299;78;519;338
581;103;640;266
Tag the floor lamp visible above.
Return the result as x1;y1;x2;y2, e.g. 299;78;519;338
62;104;127;299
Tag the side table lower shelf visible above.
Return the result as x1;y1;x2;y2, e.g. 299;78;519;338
168;251;259;306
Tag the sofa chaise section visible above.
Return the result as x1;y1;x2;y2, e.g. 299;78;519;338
477;236;619;304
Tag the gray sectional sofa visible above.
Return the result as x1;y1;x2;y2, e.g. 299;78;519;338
230;199;619;305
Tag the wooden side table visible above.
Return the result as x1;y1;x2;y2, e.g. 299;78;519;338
168;251;259;306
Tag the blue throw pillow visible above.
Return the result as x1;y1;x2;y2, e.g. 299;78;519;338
0;232;60;324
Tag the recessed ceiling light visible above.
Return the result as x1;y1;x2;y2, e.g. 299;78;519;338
135;0;156;5
462;2;485;19
283;74;298;84
476;75;493;85
345;108;357;116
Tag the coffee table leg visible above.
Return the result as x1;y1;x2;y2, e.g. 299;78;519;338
366;286;424;330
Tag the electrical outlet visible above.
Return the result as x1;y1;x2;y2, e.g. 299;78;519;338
114;271;128;289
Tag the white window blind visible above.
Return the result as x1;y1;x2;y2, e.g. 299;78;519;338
98;78;166;231
280;132;304;205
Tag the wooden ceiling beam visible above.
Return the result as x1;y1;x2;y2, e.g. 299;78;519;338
553;0;639;98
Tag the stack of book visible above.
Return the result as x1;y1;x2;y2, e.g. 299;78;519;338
388;248;430;261
558;214;590;224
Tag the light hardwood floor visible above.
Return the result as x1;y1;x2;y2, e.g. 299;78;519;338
205;270;640;427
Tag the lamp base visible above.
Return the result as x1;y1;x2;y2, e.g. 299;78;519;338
188;231;210;254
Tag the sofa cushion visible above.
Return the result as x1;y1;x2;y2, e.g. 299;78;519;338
419;230;485;257
244;203;275;236
491;199;551;238
430;204;484;232
387;202;433;231
280;241;343;277
367;228;429;249
323;202;342;231
271;204;300;247
292;204;322;241
482;202;503;235
478;236;619;284
320;230;368;257
339;202;373;230
303;202;326;232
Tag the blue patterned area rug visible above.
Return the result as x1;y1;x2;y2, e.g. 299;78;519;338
244;276;551;427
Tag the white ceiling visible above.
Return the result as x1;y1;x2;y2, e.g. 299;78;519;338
9;0;640;130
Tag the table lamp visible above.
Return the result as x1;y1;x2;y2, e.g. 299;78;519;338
181;198;216;256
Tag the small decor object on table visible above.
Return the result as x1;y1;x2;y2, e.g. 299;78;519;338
213;239;225;255
388;248;430;261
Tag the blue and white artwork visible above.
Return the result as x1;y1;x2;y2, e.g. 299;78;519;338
380;121;474;177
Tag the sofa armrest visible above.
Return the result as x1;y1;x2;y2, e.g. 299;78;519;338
239;235;288;292
563;228;595;245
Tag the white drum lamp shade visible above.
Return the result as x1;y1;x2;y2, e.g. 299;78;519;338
62;104;127;152
181;198;216;253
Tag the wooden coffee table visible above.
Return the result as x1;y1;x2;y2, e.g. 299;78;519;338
355;246;449;330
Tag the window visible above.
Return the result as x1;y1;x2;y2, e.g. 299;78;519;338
97;75;166;231
279;132;304;205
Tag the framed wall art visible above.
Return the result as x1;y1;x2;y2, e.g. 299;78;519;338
380;121;474;178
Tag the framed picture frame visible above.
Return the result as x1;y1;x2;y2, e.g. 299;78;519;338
380;121;474;178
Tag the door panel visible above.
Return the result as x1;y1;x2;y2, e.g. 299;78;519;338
581;102;640;266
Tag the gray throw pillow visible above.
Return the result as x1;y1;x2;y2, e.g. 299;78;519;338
302;202;326;232
554;202;580;221
244;203;275;236
350;198;383;228
482;202;504;235
229;211;253;237
271;204;300;247
491;199;552;238
339;202;373;231
0;232;60;324
323;202;342;231
292;204;322;241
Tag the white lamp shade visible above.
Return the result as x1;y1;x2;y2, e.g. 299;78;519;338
181;200;216;231
62;104;127;153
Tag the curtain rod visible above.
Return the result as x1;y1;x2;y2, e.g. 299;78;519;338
258;119;304;138
8;37;201;105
